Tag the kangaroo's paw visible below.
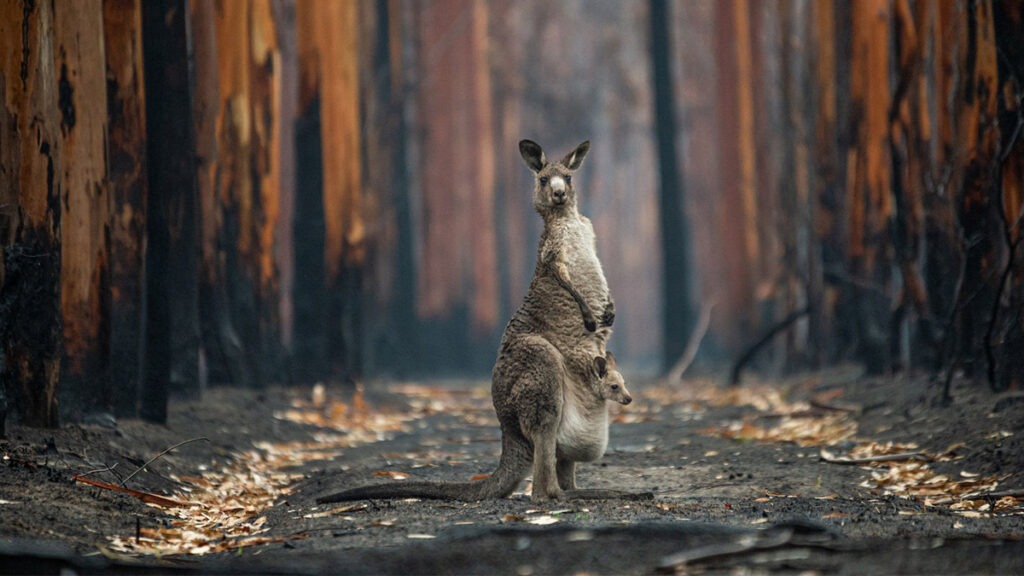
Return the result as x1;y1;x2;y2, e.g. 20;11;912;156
601;301;615;327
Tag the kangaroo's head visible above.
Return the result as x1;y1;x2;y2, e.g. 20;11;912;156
594;351;631;405
519;139;590;215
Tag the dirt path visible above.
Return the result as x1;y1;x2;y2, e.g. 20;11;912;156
2;372;1022;574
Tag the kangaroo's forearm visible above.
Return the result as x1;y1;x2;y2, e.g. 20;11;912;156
550;260;597;331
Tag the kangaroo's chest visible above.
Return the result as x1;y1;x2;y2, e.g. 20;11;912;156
555;218;608;298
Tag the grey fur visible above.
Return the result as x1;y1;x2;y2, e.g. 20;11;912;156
317;141;648;504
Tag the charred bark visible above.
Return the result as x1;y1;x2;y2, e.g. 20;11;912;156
142;0;200;421
649;0;696;372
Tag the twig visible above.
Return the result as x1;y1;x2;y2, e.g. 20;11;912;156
121;437;209;487
808;399;862;414
819;449;930;465
667;299;715;381
75;463;119;479
729;307;810;386
928;489;1024;506
73;475;190;508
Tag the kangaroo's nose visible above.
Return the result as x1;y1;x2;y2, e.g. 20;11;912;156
622;395;632;405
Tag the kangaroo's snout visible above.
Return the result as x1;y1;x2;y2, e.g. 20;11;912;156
549;175;568;205
621;395;632;405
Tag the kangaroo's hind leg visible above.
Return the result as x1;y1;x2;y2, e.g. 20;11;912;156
557;459;577;491
505;338;567;502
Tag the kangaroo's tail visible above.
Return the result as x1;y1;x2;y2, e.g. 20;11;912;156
317;432;532;503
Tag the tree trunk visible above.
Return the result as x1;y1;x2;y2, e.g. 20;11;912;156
847;0;893;374
104;0;148;418
0;0;63;429
953;0;1000;379
992;0;1024;390
54;0;112;420
649;0;695;371
810;0;841;367
294;0;364;385
713;0;759;352
142;0;199;422
888;0;931;371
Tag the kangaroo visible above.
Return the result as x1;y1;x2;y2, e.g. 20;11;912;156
597;352;631;406
318;140;649;504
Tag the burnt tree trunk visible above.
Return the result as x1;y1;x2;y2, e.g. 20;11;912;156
992;0;1024;390
104;0;148;418
0;0;63;429
294;0;364;385
952;0;1000;381
142;0;200;422
54;0;112;421
649;0;695;371
847;0;893;374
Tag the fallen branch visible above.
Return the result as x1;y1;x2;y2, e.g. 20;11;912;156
819;449;931;465
121;437;209;486
730;307;810;386
929;489;1024;506
667;299;715;382
72;475;190;508
657;527;794;572
809;399;862;414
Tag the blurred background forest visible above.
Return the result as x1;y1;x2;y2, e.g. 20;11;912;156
1;0;1022;428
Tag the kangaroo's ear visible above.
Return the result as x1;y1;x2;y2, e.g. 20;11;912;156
593;355;608;378
604;350;616;369
519;139;546;172
561;140;590;170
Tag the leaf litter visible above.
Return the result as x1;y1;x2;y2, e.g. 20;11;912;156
657;378;1024;517
104;385;425;556
90;376;1020;556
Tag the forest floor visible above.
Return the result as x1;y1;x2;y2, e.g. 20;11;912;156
1;367;1023;575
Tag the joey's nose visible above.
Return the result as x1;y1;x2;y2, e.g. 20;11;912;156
622;395;632;405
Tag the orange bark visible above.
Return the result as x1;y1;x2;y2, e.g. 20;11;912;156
0;0;63;427
848;0;892;276
190;0;221;285
104;0;148;416
311;0;363;280
415;0;498;330
54;0;111;411
250;0;281;291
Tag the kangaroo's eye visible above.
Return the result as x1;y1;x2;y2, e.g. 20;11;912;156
565;175;572;184
539;176;549;186
610;384;619;391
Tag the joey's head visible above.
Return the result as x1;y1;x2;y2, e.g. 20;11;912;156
594;352;631;405
519;139;590;216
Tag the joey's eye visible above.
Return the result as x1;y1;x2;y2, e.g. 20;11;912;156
565;175;572;184
539;176;549;186
611;384;619;391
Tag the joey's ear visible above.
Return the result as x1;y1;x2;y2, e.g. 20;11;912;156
561;140;590;170
593;355;608;378
519;139;546;172
604;350;616;369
